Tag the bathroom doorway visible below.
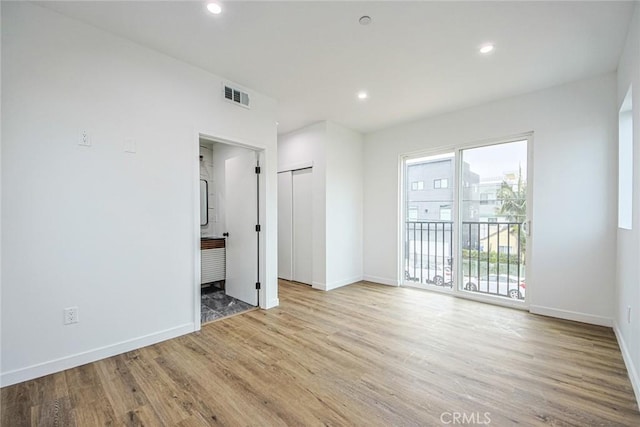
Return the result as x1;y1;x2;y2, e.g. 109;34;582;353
198;137;261;324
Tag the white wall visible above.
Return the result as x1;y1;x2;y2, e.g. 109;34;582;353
278;121;364;290
364;73;617;326
325;122;363;289
615;2;640;406
1;2;278;386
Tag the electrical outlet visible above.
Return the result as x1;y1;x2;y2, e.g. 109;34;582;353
628;306;632;324
78;130;91;146
64;307;79;325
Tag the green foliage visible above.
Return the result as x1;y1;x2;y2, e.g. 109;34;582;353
460;255;525;278
495;165;527;264
462;249;519;264
496;165;527;222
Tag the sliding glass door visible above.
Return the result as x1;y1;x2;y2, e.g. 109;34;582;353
402;137;530;305
459;140;528;301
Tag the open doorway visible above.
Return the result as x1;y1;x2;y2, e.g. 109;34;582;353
199;138;260;323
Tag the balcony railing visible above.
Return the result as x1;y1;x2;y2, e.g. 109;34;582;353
405;221;526;300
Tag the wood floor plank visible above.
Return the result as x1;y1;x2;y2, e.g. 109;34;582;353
123;348;193;425
94;354;149;417
64;364;117;426
120;404;166;427
2;279;640;426
30;396;76;427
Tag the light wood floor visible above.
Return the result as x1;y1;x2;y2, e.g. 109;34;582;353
2;280;639;426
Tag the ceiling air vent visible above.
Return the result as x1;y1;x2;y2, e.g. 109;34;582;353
223;83;250;109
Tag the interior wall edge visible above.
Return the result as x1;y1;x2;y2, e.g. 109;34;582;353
324;275;364;291
311;281;327;291
362;276;400;287
614;322;640;408
265;297;280;309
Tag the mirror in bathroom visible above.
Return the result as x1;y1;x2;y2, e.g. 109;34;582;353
200;179;208;226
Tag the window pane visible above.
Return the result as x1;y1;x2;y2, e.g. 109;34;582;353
404;153;455;288
460;140;527;301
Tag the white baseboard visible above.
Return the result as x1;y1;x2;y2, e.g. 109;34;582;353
324;275;363;291
362;275;399;287
614;322;640;408
1;323;194;387
529;305;612;327
265;297;280;309
312;281;326;291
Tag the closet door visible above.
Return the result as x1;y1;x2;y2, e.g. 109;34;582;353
278;172;293;280
292;168;313;285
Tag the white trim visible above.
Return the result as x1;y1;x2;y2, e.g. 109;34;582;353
312;281;326;290
397;154;404;287
529;305;613;327
525;133;534;307
195;131;271;316
193;130;202;331
399;132;534;161
363;275;399;287
278;161;313;173
265;298;280;309
404;282;454;295
614;323;640;408
324;276;363;291
1;323;195;387
257;149;267;309
456;290;528;310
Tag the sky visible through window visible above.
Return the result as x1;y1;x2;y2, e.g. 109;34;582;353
407;140;527;180
462;140;527;179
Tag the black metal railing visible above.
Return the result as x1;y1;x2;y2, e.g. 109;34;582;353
404;221;526;300
405;221;453;287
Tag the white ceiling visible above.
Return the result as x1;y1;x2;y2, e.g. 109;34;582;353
38;1;634;135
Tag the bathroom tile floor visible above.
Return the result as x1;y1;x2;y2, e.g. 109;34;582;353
201;288;255;324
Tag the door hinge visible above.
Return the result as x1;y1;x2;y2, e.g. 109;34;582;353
255;166;261;174
255;224;261;232
255;282;261;290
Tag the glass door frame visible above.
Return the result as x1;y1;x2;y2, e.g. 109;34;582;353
399;132;533;310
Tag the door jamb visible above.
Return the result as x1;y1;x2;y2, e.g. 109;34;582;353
193;131;266;331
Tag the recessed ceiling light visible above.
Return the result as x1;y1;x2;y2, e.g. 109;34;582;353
479;44;494;54
207;2;222;15
359;16;372;25
357;91;368;100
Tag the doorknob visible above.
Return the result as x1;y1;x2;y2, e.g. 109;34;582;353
223;232;229;237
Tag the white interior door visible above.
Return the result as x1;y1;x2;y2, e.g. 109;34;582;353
224;151;257;306
292;168;313;284
278;172;293;280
